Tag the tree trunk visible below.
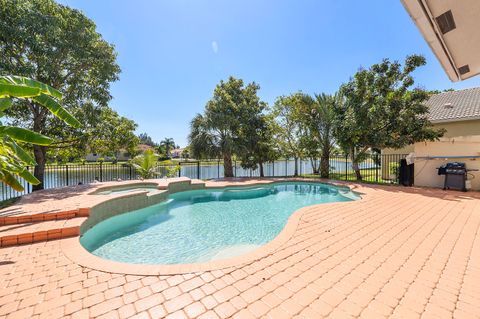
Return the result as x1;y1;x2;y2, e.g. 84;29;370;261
352;161;362;180
32;108;47;191
32;145;47;191
259;161;264;177
320;148;330;178
350;150;362;181
293;157;298;177
310;158;319;174
223;153;234;177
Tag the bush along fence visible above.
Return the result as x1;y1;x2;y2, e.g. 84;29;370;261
0;153;407;202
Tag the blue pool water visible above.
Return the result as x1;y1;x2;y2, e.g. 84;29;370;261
80;182;359;264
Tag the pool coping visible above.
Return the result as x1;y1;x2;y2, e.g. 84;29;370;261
61;178;362;275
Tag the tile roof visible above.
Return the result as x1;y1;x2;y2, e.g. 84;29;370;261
426;87;480;122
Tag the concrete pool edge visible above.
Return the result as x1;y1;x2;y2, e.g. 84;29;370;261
61;178;362;275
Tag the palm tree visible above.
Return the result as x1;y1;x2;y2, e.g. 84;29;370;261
131;149;159;179
313;93;337;178
188;113;236;177
159;138;175;158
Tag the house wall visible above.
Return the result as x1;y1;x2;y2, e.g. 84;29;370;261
381;120;480;190
413;119;480;190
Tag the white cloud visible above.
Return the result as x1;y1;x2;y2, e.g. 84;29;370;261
211;41;218;54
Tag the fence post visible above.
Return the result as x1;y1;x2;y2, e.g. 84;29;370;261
26;166;31;194
197;161;200;179
272;161;275;177
65;165;69;186
234;160;237;177
99;162;103;182
375;154;379;182
345;154;348;181
178;162;182;177
129;165;132;180
285;159;288;177
217;159;220;178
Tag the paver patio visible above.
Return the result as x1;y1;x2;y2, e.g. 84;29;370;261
1;179;480;319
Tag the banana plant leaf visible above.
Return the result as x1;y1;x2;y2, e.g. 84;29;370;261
0;170;25;192
0;75;62;99
17;168;40;185
3;137;36;165
0;98;12;112
0;83;41;98
33;94;81;128
0;126;53;145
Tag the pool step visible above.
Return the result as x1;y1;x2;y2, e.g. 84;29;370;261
0;216;87;247
0;208;90;226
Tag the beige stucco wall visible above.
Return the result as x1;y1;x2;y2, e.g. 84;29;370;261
414;120;480;190
382;119;480;190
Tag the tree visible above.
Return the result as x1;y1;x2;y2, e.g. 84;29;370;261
131;149;159;179
237;104;277;177
189;77;264;177
0;75;80;191
159;138;176;158
138;133;156;147
0;0;120;190
334;55;444;180
88;107;139;158
271;93;306;176
181;148;190;160
296;93;338;178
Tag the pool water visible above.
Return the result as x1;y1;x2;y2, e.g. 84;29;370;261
80;182;359;264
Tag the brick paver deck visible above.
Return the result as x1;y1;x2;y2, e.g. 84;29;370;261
1;179;480;319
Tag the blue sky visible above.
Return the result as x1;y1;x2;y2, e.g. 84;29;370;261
59;0;480;147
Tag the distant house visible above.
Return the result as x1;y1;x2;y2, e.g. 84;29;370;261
383;88;480;189
85;144;154;162
170;148;186;158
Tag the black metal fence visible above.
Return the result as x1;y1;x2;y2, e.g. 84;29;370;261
1;153;407;202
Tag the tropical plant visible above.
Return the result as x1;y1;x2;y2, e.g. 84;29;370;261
159;138;176;158
389;162;400;180
131;149;159;179
297;93;338;178
160;160;180;178
334;55;444;180
0;75;80;191
0;0;120;190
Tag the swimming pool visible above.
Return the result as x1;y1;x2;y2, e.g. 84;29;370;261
80;182;359;264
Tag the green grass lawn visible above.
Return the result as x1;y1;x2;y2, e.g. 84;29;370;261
302;167;396;185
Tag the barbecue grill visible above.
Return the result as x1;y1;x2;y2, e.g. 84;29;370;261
437;162;478;191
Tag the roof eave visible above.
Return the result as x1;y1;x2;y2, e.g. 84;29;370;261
430;116;480;124
401;0;461;82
